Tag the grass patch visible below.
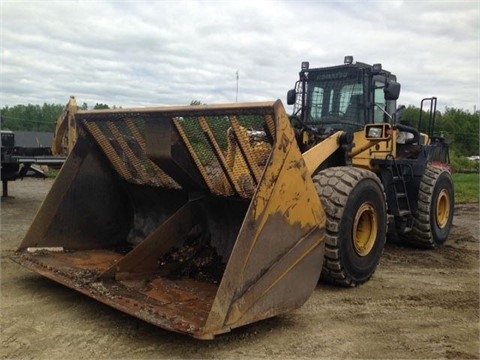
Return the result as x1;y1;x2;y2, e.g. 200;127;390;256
453;172;479;203
47;168;60;178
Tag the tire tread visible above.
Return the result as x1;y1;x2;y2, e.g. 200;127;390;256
400;165;454;248
313;167;386;287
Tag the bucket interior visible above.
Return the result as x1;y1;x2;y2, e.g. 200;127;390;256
16;103;278;335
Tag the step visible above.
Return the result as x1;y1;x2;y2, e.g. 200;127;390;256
396;192;407;199
398;210;411;217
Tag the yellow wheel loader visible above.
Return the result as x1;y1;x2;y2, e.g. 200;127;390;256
12;57;454;339
286;57;454;285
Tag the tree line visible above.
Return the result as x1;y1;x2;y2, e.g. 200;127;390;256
401;106;479;157
1;102;478;157
0;102;110;132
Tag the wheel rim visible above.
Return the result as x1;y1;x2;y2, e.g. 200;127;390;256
436;189;451;229
353;203;378;257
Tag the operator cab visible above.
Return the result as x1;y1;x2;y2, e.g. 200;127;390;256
287;56;401;134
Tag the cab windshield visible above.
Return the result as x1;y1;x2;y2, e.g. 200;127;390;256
306;69;366;131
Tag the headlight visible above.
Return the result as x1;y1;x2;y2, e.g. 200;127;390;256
367;127;383;138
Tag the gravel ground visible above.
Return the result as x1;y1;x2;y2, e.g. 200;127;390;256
1;178;479;359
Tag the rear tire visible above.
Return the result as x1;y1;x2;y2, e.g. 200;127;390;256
400;165;454;248
313;167;387;287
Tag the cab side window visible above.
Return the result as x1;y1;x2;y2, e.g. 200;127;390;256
310;86;324;120
374;81;386;123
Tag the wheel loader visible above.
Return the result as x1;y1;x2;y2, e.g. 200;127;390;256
12;56;454;339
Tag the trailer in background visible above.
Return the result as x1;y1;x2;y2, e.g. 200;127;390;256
1;130;65;197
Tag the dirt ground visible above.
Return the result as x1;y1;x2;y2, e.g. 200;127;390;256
1;178;479;359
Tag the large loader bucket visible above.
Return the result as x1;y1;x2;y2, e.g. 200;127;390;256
12;100;325;339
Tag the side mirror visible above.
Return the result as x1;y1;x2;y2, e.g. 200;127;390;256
384;81;401;100
287;89;296;105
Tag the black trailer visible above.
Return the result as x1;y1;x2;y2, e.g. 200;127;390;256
1;130;66;197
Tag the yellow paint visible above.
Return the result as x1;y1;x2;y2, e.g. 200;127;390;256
351;126;395;170
436;188;451;229
223;122;271;198
352;203;378;256
204;101;327;334
52;96;78;156
302;131;344;175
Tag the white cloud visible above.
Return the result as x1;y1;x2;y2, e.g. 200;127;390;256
1;0;478;112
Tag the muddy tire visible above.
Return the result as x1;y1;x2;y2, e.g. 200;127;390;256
400;165;454;248
313;167;387;287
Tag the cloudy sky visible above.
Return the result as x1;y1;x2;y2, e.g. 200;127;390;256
1;0;479;113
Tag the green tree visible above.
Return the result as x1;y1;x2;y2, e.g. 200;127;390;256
398;105;479;157
93;103;110;110
440;108;479;156
1;103;63;132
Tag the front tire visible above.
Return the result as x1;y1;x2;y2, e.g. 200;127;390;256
313;167;387;287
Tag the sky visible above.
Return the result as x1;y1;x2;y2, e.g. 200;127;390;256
1;0;479;113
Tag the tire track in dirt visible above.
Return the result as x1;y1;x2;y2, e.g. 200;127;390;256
1;178;479;359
